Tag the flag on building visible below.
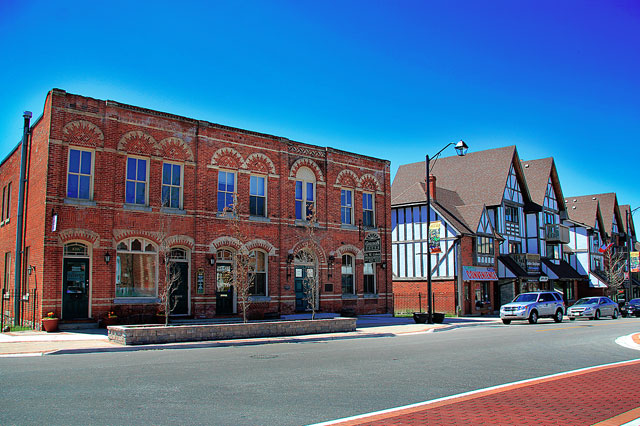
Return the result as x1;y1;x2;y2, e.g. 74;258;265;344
631;252;639;273
429;221;442;253
598;242;614;253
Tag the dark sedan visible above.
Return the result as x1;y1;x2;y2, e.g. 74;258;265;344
621;298;640;317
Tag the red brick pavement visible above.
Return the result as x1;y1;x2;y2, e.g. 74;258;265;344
321;359;640;426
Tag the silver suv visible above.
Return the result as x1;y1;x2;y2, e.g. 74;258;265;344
500;291;565;325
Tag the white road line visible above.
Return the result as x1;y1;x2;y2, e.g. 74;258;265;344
307;358;640;426
615;334;640;351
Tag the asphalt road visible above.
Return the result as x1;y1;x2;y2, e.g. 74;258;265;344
1;317;639;426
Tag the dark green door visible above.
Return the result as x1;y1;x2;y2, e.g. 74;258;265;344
170;262;189;315
216;263;234;315
295;266;314;312
63;258;89;319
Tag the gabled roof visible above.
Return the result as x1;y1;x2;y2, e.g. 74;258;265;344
392;145;531;233
564;196;604;232
566;193;622;237
620;204;636;240
520;157;566;212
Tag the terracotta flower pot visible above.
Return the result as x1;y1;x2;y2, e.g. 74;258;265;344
42;318;59;332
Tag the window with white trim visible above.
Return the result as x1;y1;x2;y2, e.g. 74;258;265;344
116;238;157;298
125;157;149;205
476;235;494;264
341;254;355;294
341;189;353;225
162;162;183;209
1;182;10;224
363;192;374;228
363;262;376;294
3;252;10;291
217;171;236;212
295;167;316;221
250;175;266;217
249;250;267;296
67;147;94;200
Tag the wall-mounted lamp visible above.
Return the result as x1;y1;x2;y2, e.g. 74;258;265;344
286;253;294;279
327;255;335;277
209;255;216;267
104;251;111;265
380;262;387;270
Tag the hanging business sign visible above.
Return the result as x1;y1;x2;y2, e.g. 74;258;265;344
462;266;498;281
631;252;639;273
196;268;205;294
363;232;382;263
429;221;442;254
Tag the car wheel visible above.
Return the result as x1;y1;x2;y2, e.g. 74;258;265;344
612;309;618;319
553;309;563;323
594;310;601;320
528;310;538;324
502;319;511;325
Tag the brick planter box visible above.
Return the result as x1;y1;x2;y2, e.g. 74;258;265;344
107;318;357;345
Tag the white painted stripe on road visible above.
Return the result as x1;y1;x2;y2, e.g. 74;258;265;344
616;334;640;351
307;358;640;426
0;352;44;358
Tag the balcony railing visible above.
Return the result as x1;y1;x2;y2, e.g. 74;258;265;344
545;223;570;244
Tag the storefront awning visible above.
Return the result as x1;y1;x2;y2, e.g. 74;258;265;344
462;266;498;281
588;272;608;288
498;255;543;280
541;259;585;281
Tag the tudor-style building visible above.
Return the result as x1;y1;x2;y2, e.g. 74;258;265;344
520;158;582;304
0;89;392;328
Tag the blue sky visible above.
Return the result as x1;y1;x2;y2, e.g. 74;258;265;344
1;1;639;225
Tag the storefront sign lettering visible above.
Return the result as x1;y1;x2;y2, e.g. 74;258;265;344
462;266;498;281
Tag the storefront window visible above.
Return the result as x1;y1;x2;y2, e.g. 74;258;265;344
116;238;157;298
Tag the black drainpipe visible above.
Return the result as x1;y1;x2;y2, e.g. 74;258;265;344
13;111;32;325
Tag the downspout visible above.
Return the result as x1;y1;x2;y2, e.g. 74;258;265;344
13;111;32;326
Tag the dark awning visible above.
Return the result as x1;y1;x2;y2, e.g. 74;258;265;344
498;255;541;279
541;259;585;280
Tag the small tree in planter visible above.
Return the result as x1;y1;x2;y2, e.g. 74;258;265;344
602;245;627;299
222;196;255;323
157;223;181;327
298;206;324;320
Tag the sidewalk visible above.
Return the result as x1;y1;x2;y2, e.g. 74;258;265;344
0;315;500;357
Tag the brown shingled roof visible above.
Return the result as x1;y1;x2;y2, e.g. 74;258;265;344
392;145;530;232
620;204;636;239
566;193;622;236
564;195;603;231
520;157;566;212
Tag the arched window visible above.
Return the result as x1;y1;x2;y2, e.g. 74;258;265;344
64;242;89;257
116;238;157;298
295;166;316;221
341;254;355;294
249;250;267;296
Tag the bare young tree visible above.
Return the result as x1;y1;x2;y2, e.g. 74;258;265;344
298;206;323;320
223;196;255;323
157;226;181;327
602;246;627;299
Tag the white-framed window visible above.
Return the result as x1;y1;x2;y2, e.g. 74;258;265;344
125;156;149;205
295;167;316;221
162;162;183;209
217;171;236;212
116;238;157;298
341;189;353;225
363;262;376;294
1;182;10;224
67;147;94;200
249;250;267;296
341;254;355;294
363;192;375;228
476;235;494;264
250;175;267;217
3;252;10;290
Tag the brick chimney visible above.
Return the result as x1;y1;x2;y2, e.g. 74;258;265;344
428;174;437;201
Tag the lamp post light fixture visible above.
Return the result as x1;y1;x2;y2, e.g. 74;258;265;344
425;140;468;323
104;251;111;265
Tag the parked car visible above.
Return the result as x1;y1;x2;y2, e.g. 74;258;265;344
621;298;640;318
567;297;619;320
500;291;565;325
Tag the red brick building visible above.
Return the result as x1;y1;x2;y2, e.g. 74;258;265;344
0;89;392;328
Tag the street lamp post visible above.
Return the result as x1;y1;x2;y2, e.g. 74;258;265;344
425;140;468;323
626;207;639;301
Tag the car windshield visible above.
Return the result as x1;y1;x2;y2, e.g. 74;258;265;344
574;298;598;305
630;299;640;304
513;294;538;303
